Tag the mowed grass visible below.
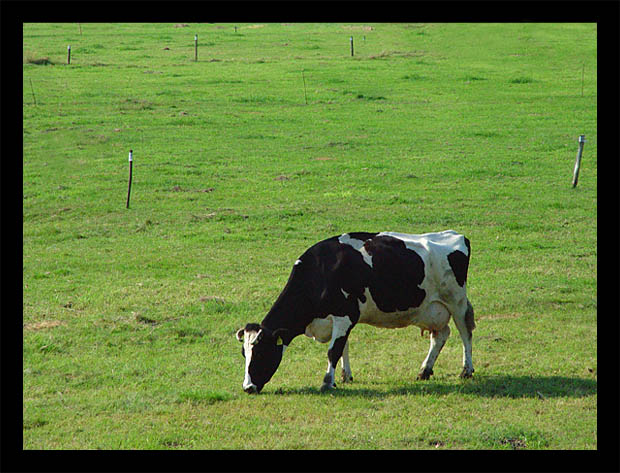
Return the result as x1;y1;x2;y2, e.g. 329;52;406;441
23;23;596;449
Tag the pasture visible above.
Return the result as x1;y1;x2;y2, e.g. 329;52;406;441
23;23;597;450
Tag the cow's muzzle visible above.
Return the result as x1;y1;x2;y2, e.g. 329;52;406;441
243;384;259;394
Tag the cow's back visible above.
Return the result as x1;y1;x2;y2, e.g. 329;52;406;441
342;231;470;330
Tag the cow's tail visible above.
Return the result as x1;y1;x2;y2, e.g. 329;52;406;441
465;298;475;333
463;236;475;333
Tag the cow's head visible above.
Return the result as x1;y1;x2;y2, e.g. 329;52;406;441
236;323;288;394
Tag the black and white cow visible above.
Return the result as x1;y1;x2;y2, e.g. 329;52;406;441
236;230;475;394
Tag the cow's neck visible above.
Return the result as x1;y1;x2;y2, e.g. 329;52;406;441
261;285;316;344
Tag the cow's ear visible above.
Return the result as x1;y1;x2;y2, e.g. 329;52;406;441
235;328;244;342
272;328;289;346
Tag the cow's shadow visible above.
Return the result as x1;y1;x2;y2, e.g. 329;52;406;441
271;374;597;399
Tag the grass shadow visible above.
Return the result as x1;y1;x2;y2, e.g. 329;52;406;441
271;375;596;399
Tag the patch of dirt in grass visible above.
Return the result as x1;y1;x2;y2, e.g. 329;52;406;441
342;25;374;31
24;54;55;65
23;320;65;331
134;313;158;325
509;76;535;84
119;98;154;111
368;50;424;59
173;186;215;193
199;296;226;304
501;437;527;450
135;219;155;232
479;313;523;321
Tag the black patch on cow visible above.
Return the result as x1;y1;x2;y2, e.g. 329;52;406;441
309;238;373;323
262;233;380;337
447;249;469;287
247;336;284;392
465;299;475;334
363;235;426;312
327;335;348;367
244;322;262;333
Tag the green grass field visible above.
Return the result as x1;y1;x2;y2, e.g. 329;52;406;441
23;23;596;449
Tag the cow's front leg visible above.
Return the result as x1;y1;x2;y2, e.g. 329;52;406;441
321;315;353;392
340;339;353;383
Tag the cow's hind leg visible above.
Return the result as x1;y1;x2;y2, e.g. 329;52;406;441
417;324;451;380
452;298;475;378
321;315;354;392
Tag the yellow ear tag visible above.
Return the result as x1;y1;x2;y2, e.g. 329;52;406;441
276;336;283;346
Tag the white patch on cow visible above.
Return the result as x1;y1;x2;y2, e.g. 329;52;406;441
329;314;353;341
322;315;353;389
423;301;451;331
341;288;350;298
305;317;332;343
248;330;261;345
341;339;353;382
357;287;419;328
338;233;373;267
379;230;469;257
357;287;452;332
242;335;256;391
294;259;302;266
305;315;353;345
451;298;474;375
420;324;451;373
359;245;373;267
338;233;365;250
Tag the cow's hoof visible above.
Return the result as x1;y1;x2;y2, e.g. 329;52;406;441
417;368;433;380
320;382;336;393
459;368;474;379
341;372;353;383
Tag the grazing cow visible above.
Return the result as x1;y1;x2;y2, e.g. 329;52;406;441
236;230;475;394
